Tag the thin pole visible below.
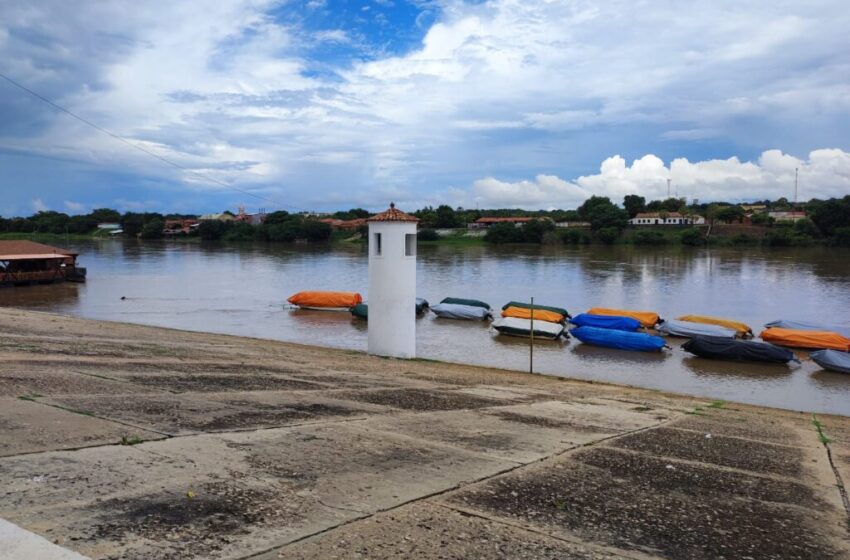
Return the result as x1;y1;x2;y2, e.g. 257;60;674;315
529;297;534;375
794;168;798;205
667;179;671;198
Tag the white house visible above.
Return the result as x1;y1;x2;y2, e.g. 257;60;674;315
629;212;705;226
767;211;807;222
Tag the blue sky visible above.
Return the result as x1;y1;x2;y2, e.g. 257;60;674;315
2;0;849;216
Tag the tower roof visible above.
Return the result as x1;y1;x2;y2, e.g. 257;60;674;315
367;202;419;223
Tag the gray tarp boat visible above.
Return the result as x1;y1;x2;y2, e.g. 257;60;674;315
810;349;850;374
764;320;850;338
657;319;737;339
431;302;491;320
492;317;565;340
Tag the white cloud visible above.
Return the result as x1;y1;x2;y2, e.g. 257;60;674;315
31;198;49;212
464;149;850;209
64;200;87;213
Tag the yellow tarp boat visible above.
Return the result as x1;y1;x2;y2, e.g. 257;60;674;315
759;328;850;351
502;306;565;324
677;315;752;337
586;307;659;328
287;291;363;310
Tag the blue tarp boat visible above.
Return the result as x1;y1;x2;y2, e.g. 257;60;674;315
682;335;797;364
764;319;850;338
810;349;850;374
571;326;666;352
569;313;640;332
657;319;737;339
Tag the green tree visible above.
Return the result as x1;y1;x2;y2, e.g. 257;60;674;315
623;195;646;218
140;219;164;239
434;205;460;228
809;196;850;236
577;196;629;231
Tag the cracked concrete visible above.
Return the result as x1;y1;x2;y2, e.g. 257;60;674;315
0;308;848;559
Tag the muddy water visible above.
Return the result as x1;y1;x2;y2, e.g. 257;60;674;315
1;240;849;415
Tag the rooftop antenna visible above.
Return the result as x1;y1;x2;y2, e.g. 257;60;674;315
794;168;799;205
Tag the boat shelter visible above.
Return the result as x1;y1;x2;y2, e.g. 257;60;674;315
0;240;83;286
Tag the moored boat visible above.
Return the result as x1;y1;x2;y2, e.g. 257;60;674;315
569;313;641;332
501;301;569;323
439;297;491;310
682;335;797;364
676;315;752;337
764;319;850;339
492;317;566;340
571;326;666;352
288;291;363;311
810;349;850;374
350;298;429;320
431;302;491;320
657;319;737;339
586;307;660;328
759;328;850;351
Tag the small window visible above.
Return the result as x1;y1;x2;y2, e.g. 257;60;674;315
374;233;382;256
405;233;416;257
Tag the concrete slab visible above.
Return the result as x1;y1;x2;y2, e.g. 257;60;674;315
671;408;814;448
446;444;850;559
0;518;91;560
337;387;506;411
0;397;163;456
273;501;632;560
42;392;373;435
0;367;147;398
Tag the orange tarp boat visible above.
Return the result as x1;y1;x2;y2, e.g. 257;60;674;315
502;306;565;324
586;307;659;328
288;291;363;310
677;315;752;337
759;328;850;351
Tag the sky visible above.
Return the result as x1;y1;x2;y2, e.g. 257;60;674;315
2;0;849;216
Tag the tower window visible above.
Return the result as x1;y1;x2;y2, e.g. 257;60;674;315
405;233;416;256
374;233;382;256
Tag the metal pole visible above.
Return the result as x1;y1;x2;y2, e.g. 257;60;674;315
794;168;798;206
529;297;534;375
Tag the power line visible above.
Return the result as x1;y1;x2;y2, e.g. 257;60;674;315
0;72;296;211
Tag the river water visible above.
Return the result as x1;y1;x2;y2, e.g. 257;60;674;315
2;239;849;415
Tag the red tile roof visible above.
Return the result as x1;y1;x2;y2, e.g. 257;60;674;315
0;240;77;260
367;203;419;223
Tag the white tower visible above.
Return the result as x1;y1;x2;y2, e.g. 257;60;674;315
367;203;418;358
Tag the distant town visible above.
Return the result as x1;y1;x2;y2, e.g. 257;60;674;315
1;194;848;247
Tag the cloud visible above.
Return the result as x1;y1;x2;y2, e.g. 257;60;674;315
32;198;49;212
463;149;850;209
0;1;848;213
64;200;87;213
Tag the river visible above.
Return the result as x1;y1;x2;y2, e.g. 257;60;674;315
2;239;849;415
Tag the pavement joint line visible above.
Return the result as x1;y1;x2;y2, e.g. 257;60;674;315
242;415;675;560
432;502;659;560
816;431;850;525
659;424;812;450
592;444;817;489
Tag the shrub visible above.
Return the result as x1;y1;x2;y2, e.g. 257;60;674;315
680;229;704;246
596;227;620;244
139;219;164;239
632;230;668;245
832;227;850;247
417;228;439;241
560;229;584;244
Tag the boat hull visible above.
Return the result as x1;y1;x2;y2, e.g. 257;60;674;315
682;335;796;364
492;317;565;340
571;326;666;352
810;349;850;374
586;307;660;328
657;319;737;339
569;313;640;332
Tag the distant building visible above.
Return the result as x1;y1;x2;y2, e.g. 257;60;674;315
555;221;591;229
319;218;367;230
164;219;200;235
469;217;551;229
629;212;705;226
96;223;121;230
768;211;807;222
235;205;268;225
198;213;235;222
741;204;767;213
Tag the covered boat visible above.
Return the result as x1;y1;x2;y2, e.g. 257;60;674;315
501;301;568;323
431;302;491;320
492;317;566;340
350;298;429;321
810;349;850;374
676;315;752;337
288;291;362;311
440;297;491;310
657;319;737;339
759;328;850;351
571;326;666;352
569;313;640;332
682;335;797;364
764;319;850;339
586;307;660;328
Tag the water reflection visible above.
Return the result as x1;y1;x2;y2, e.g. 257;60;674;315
0;239;848;415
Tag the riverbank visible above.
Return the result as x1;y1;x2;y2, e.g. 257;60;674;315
1;309;848;559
